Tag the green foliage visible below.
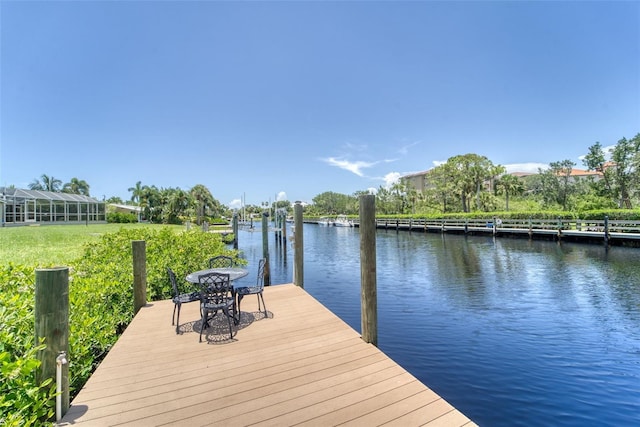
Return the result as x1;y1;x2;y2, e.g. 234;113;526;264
1;226;240;423
375;209;640;222
0;264;56;426
380;210;580;221
575;194;618;212
125;182;229;225
580;209;640;221
310;191;358;216
106;211;138;223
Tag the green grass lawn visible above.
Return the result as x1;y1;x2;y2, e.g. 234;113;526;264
0;223;184;267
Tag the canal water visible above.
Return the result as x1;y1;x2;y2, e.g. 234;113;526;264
236;223;640;426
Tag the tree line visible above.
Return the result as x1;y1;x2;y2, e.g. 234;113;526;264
25;175;226;225
23;132;638;220
28;174;90;196
118;182;225;225
309;132;640;216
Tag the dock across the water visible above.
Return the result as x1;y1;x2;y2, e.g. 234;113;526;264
59;284;476;426
312;217;640;246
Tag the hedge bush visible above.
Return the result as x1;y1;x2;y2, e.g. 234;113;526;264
106;212;138;223
373;209;640;221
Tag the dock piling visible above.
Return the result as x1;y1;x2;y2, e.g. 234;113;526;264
261;212;271;286
35;267;69;418
359;194;377;346
294;201;304;288
132;240;147;314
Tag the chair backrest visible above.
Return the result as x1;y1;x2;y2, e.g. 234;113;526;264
198;272;232;304
208;255;234;268
167;267;179;296
255;258;266;290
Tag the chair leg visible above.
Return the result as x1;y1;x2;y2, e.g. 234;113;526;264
259;293;267;317
175;304;181;334
199;309;207;342
172;303;177;326
232;300;239;325
237;294;244;323
223;307;234;339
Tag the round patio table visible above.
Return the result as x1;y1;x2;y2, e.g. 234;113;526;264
186;267;249;284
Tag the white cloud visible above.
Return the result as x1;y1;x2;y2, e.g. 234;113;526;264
383;172;401;188
432;160;446;167
367;187;377;195
228;198;242;209
504;163;548;173
322;157;376;177
277;191;287;201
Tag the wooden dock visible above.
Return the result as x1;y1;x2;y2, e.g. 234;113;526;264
59;284;476;426
328;217;640;245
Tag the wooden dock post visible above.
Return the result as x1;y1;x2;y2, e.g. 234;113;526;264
132;240;146;314
261;212;271;286
604;215;610;246
359;194;377;346
293;201;304;288
232;213;239;250
35;267;69;417
281;211;288;261
282;213;287;244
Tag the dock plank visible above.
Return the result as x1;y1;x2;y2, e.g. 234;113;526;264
59;284;476;426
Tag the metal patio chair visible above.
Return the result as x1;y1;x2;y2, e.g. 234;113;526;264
168;267;200;334
208;255;234;269
235;258;267;319
198;272;236;342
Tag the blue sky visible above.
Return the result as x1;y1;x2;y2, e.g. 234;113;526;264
1;1;638;208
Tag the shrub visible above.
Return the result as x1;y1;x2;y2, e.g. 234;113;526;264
0;264;56;426
106;212;138;223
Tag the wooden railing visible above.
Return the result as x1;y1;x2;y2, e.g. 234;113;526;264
328;217;640;244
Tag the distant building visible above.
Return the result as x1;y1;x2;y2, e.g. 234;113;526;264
107;203;143;222
401;170;433;193
0;187;106;226
555;168;604;182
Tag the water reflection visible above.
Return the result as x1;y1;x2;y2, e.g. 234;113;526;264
237;224;640;426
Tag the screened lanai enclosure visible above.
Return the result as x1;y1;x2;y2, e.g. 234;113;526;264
0;188;106;226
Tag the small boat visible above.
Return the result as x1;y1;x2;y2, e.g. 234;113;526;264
318;217;333;226
334;215;353;227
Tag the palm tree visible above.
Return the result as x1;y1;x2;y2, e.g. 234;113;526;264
128;181;144;205
29;174;62;192
28;180;43;191
165;188;191;224
496;174;524;211
62;177;90;196
190;184;215;225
